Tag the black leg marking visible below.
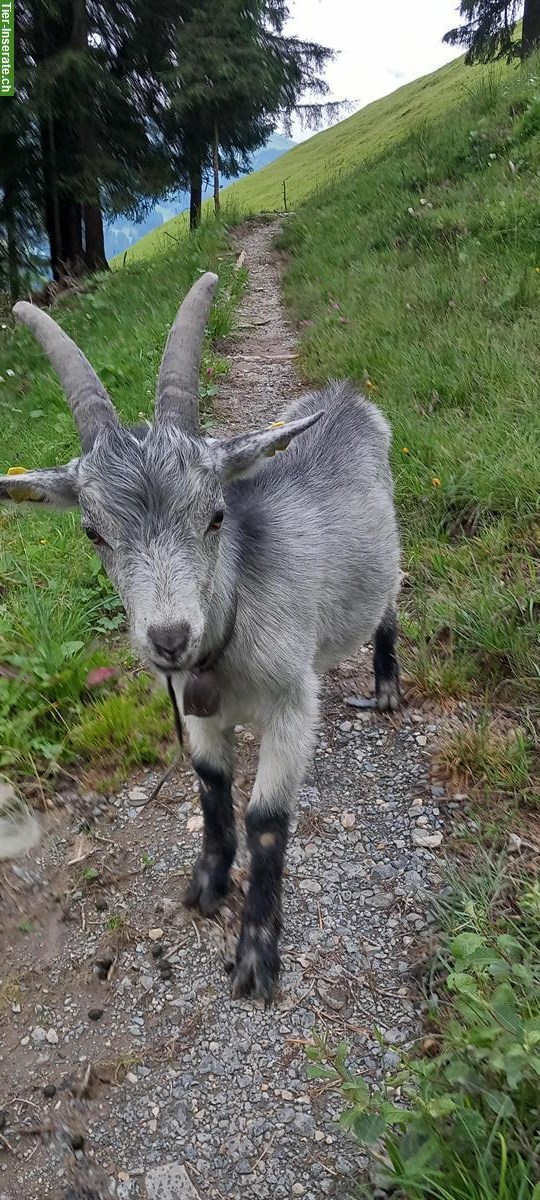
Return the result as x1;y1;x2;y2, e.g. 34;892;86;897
228;809;288;1004
183;760;237;916
373;606;401;712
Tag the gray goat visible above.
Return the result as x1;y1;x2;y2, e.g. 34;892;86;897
0;273;400;1001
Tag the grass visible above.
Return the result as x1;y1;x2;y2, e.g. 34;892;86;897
275;58;540;800
123;53;496;262
308;856;540;1200
0;216;244;787
439;720;539;811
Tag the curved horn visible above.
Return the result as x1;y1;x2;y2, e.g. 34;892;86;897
156;272;218;433
12;302;119;452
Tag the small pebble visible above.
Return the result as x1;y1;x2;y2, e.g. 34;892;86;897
88;1008;104;1022
43;1084;57;1099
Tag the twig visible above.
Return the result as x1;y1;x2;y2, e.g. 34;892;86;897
0;1131;18;1155
252;1131;276;1171
191;919;201;950
14;1121;54;1137
75;1063;92;1102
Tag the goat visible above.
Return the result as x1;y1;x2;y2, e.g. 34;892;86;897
0;273;401;1002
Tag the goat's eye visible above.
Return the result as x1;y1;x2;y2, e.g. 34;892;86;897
84;526;107;548
207;508;224;533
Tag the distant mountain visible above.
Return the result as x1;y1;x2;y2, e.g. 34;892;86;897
104;134;295;260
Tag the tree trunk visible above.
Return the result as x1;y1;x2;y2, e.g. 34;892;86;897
522;0;540;55
212;120;220;216
40;116;63;281
190;162;203;230
58;197;84;276
6;213;19;304
84;204;109;271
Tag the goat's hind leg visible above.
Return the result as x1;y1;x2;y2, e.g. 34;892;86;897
229;680;319;1004
184;718;237;916
373;603;401;712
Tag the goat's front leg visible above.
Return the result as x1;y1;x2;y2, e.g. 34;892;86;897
183;718;237;916
230;680;319;1003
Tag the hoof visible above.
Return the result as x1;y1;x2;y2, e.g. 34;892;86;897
375;677;401;712
227;927;280;1004
183;856;229;917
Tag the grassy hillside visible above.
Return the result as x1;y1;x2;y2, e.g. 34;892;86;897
125;52;493;261
0;222;243;787
1;44;538;807
279;59;540;804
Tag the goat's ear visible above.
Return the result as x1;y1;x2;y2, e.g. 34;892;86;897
209;411;324;481
0;460;80;509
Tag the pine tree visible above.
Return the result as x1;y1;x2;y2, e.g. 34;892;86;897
168;0;336;229
443;0;540;62
2;0;183;283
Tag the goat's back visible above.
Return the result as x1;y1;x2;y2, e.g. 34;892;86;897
227;381;400;676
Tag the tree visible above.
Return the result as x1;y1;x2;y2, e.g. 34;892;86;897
2;0;184;283
443;0;540;63
168;0;337;229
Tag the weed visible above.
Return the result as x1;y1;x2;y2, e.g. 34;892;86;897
0;218;243;785
277;54;540;803
106;914;124;932
308;859;540;1200
439;720;539;809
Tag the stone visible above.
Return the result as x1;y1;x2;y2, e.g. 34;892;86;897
299;879;321;894
145;1163;200;1200
340;811;356;830
149;928;164;940
411;829;443;849
128;787;147;802
46;1028;59;1044
31;1026;47;1045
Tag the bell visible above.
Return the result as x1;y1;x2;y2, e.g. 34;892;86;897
183;668;221;718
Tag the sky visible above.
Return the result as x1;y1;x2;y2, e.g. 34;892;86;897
286;0;464;140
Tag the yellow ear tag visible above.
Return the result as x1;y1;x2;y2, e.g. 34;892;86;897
6;466;35;503
265;421;289;457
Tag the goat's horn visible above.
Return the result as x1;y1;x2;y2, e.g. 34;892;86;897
12;302;119;452
156;272;218;433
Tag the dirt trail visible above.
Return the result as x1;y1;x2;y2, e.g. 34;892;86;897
214;217;301;433
0;220;447;1200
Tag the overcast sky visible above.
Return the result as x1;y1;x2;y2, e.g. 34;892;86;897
286;0;464;140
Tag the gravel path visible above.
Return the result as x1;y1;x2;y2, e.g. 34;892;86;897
0;219;448;1200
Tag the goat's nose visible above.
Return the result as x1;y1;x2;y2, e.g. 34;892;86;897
147;622;190;661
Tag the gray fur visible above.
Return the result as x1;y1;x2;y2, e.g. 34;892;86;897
1;284;400;1001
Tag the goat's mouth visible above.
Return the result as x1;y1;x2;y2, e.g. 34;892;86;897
150;657;192;675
